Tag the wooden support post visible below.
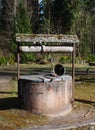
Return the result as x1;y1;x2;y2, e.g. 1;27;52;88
17;42;20;80
72;43;75;103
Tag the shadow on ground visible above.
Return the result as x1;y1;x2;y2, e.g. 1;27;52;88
0;97;95;111
0;97;20;110
75;98;95;106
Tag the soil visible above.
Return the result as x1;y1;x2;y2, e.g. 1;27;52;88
0;65;95;130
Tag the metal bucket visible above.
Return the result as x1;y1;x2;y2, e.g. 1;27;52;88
54;64;66;76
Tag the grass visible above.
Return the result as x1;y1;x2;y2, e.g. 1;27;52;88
74;81;95;111
75;82;95;100
0;63;95;129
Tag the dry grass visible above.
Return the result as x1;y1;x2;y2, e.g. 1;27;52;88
0;63;95;129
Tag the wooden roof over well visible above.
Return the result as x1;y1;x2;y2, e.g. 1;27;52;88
16;33;79;44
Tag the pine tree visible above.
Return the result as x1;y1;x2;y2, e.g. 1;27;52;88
52;0;75;33
38;0;54;33
0;0;14;31
70;0;95;57
16;0;31;33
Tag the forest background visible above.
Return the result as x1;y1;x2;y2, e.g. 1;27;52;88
0;0;95;64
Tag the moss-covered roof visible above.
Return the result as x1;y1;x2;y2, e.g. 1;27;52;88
16;33;79;44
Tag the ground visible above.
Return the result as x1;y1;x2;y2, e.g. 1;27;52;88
0;64;95;130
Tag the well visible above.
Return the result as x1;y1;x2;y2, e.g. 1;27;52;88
18;75;72;116
16;34;79;116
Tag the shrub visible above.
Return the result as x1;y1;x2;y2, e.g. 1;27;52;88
88;54;95;62
59;56;71;64
20;53;36;63
26;54;36;62
0;55;6;65
8;54;15;64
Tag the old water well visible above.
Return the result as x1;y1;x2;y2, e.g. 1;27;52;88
16;34;79;116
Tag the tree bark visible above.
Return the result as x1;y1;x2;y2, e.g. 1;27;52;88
14;0;17;16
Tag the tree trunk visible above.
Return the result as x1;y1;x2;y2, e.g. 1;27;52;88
14;0;17;16
24;0;27;9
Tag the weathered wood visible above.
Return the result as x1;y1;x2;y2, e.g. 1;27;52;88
19;46;73;53
16;33;79;43
17;42;20;80
72;43;75;103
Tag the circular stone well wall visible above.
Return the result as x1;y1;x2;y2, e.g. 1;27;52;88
18;75;72;117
